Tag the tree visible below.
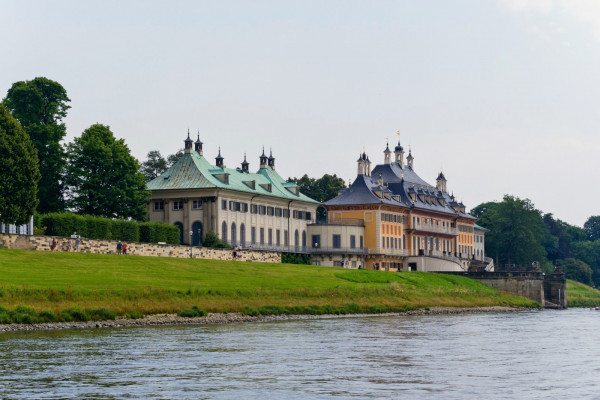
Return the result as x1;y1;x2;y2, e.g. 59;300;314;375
571;240;600;287
2;77;70;213
555;258;594;286
0;105;40;225
584;216;600;241
287;173;345;220
140;150;168;181
167;150;184;167
473;195;547;267
64;124;150;220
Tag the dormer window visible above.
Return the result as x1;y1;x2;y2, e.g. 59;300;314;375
260;183;272;192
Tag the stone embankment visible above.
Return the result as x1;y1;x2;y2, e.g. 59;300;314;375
0;233;280;263
0;307;530;333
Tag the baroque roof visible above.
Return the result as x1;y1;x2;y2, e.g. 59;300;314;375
325;150;476;220
147;149;319;204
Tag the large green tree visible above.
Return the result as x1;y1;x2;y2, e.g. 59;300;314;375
584;216;600;241
287;173;346;219
2;77;70;213
472;195;548;268
64;124;149;220
140;150;168;181
0;105;41;225
555;258;594;286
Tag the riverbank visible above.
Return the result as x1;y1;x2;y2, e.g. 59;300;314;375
0;248;540;326
0;306;532;333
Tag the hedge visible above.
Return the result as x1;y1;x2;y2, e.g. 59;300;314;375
39;213;179;244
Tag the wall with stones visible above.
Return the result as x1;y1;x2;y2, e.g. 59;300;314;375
0;234;281;263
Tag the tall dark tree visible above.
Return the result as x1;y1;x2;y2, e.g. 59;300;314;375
64;124;150;220
288;173;345;220
571;240;600;287
167;150;184;167
584;216;600;241
555;258;594;286
140;150;168;181
472;195;547;267
2;77;70;213
0;105;41;225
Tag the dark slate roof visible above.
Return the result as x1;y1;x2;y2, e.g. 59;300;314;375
326;159;477;220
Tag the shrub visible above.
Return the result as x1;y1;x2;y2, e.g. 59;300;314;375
258;305;286;315
202;231;230;249
13;305;36;315
126;312;144;320
111;219;139;242
282;254;311;264
38;310;58;322
42;213;88;238
62;308;87;322
178;306;207;318
241;306;260;316
139;222;180;244
87;308;116;321
85;216;111;240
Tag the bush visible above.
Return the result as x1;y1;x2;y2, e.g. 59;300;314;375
282;254;311;264
126;312;144;320
111;219;139;242
85;216;111;240
42;213;88;238
38;310;58;322
62;308;87;322
139;222;180;245
87;308;116;321
178;306;207;318
202;231;230;249
241;306;260;316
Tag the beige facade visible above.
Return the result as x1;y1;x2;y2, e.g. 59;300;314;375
307;222;366;267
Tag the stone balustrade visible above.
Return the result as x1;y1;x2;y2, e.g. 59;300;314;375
0;234;281;263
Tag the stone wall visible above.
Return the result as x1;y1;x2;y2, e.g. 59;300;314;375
439;271;567;309
0;234;281;263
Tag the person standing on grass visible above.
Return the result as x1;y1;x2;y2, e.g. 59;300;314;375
50;237;57;251
122;242;128;255
117;241;122;254
75;235;81;251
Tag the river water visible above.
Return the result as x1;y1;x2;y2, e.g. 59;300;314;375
1;309;599;399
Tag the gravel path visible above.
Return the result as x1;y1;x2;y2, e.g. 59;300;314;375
0;306;532;333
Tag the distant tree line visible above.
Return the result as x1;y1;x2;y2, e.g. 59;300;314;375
473;195;600;287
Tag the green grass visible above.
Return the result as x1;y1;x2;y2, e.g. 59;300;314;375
567;280;600;307
0;248;538;322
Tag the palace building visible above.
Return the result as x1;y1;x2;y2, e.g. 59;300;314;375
147;132;319;249
308;138;491;272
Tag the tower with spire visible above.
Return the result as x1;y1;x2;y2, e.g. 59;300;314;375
406;147;414;169
259;147;268;169
268;149;275;169
241;153;249;173
215;147;224;168
383;141;391;165
184;130;193;154
195;133;203;155
436;171;447;193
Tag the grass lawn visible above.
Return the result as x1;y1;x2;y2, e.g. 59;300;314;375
566;280;600;307
0;248;538;318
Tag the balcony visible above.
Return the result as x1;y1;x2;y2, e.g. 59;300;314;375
409;223;457;235
310;246;368;255
229;242;310;254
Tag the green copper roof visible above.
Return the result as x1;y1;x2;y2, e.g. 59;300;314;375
147;152;320;204
474;223;489;231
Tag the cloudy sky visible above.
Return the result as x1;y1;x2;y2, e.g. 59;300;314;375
2;0;598;226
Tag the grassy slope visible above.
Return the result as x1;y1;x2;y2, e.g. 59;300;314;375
0;248;537;316
566;280;600;307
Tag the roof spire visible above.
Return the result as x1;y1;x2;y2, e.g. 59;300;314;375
184;129;193;153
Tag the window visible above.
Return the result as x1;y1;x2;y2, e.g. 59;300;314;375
229;201;235;211
284;230;289;246
173;201;183;210
251;204;258;214
312;235;320;248
260;228;265;245
259;205;266;215
283;209;289;218
267;207;274;216
276;229;281;246
240;224;246;246
333;234;341;249
192;200;202;209
350;235;356;249
275;208;282;217
268;228;273;245
242;203;248;212
302;231;306;247
154;201;164;211
333;261;343;267
360;236;363;249
222;200;227;210
305;212;312;220
221;221;227;242
251;227;256;244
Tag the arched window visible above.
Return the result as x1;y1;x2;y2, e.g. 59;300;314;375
302;230;306;248
231;223;237;245
192;221;203;246
222;221;227;242
294;229;299;250
240;223;246;247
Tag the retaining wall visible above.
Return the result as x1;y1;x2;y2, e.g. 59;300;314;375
0;234;281;263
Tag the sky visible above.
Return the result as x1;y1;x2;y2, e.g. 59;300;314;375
2;0;599;227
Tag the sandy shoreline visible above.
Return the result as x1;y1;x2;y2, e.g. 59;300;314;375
0;306;534;333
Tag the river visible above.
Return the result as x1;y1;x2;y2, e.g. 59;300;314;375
1;308;599;399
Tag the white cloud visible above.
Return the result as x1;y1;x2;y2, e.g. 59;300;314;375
501;0;554;13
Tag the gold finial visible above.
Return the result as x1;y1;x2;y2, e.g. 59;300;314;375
386;136;389;142
396;130;400;137
348;178;352;186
